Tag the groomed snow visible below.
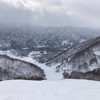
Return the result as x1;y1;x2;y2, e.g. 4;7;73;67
0;79;100;100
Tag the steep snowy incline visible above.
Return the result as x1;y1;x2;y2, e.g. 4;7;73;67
0;79;100;100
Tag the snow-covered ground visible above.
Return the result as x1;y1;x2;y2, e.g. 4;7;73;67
0;79;100;100
94;51;100;55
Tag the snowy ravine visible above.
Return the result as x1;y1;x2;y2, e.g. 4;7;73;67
22;57;63;80
0;79;100;100
0;50;63;80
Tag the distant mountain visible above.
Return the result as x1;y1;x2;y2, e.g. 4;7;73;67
0;24;100;55
46;36;100;81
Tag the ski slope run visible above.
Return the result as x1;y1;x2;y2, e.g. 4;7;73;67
0;50;63;80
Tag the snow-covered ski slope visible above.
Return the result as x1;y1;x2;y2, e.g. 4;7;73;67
0;50;63;80
0;79;100;100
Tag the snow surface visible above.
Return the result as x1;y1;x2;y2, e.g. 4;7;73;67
94;51;100;55
0;79;100;100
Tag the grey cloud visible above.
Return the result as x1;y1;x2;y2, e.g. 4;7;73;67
45;0;62;6
0;1;35;24
0;0;100;27
63;0;100;27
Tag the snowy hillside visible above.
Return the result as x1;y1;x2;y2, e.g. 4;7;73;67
46;36;100;81
0;50;46;81
1;24;100;81
0;79;100;100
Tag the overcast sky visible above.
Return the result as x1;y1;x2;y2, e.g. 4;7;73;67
0;0;100;27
